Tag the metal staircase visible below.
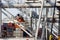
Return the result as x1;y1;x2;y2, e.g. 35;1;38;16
2;0;38;36
2;10;33;37
2;8;35;36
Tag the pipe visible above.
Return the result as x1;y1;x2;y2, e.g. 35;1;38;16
1;3;60;8
35;0;44;40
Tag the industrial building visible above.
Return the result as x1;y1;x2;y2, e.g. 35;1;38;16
0;0;60;40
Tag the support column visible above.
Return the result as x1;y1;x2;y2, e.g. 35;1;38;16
45;8;49;40
0;0;2;37
30;8;33;31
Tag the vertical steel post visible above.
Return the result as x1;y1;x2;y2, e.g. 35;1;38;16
30;8;33;31
46;8;49;40
35;0;44;40
35;8;37;31
0;0;2;37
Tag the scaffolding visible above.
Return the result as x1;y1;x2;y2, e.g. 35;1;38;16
0;0;60;40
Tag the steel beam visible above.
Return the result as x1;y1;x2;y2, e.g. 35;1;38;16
0;11;1;37
0;3;60;8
